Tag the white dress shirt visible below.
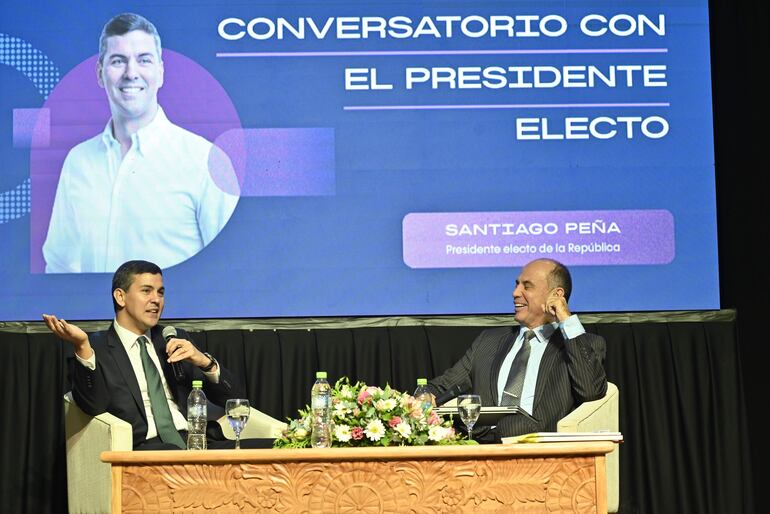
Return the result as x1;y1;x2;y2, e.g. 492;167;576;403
43;106;239;273
496;314;586;413
76;319;220;439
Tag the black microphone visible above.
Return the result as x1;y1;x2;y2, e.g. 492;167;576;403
162;326;185;381
435;383;469;406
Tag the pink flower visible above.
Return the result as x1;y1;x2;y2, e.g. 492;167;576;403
428;411;441;426
351;427;364;440
357;389;371;405
388;416;402;428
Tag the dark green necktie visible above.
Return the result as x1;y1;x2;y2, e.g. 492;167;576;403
137;336;186;448
501;330;536;407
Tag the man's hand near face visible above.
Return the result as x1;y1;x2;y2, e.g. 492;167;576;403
543;289;571;322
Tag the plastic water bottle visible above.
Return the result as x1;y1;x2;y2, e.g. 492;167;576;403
187;380;207;450
310;371;332;448
414;378;434;412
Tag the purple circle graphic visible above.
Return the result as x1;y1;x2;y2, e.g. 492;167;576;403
30;51;243;273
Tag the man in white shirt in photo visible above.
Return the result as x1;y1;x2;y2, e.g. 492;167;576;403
43;12;239;273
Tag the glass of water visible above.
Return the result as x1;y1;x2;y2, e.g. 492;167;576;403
225;399;250;449
457;394;482;441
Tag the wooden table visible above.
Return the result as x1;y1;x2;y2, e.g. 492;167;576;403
102;441;613;513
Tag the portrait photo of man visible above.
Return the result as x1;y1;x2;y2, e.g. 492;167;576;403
42;12;239;273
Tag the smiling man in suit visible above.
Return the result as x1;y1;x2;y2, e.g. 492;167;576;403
43;259;242;449
428;258;608;442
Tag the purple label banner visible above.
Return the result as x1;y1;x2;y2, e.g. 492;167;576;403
403;209;675;268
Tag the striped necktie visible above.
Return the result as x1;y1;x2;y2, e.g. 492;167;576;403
501;330;536;407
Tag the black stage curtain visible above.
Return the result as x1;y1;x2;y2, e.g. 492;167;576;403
0;314;754;514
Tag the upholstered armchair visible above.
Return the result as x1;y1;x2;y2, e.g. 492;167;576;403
557;382;620;513
63;393;287;514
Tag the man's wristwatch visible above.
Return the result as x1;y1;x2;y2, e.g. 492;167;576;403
200;352;217;372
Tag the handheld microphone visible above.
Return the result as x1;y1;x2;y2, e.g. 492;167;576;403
162;326;185;381
435;383;469;406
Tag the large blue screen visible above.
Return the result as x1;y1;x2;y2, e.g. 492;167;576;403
0;1;719;321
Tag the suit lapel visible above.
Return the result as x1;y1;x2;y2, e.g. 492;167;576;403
489;327;519;406
105;325;145;419
532;329;564;412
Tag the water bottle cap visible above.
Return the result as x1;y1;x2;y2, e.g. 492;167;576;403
316;371;327;379
192;380;203;388
416;378;428;385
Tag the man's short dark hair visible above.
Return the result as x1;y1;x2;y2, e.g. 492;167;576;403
99;13;162;65
544;259;573;301
112;260;162;312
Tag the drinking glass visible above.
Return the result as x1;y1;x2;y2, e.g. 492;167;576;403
457;394;482;441
225;399;250;449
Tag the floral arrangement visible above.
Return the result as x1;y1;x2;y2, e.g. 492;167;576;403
273;377;472;448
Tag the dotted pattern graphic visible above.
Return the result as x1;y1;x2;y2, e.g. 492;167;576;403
0;178;31;223
1;33;60;223
0;33;60;98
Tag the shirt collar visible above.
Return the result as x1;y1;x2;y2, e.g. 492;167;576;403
522;322;558;344
100;106;171;157
113;318;152;352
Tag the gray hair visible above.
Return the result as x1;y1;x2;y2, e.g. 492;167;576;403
544;259;573;301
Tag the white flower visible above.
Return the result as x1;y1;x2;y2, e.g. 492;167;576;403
395;421;412;439
428;425;450;442
375;398;398;412
333;402;350;419
334;424;352;442
340;385;356;400
364;419;386;441
294;427;308;439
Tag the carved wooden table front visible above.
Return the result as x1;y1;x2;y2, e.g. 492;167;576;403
102;441;612;513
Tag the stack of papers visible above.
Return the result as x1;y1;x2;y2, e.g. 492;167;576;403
502;431;624;444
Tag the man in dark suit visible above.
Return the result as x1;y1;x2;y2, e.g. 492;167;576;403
428;258;607;442
43;259;249;449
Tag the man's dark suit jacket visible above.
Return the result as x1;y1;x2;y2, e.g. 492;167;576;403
69;323;244;448
428;326;607;440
